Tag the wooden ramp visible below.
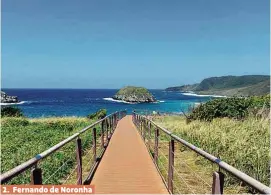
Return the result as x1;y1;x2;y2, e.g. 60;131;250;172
91;115;168;194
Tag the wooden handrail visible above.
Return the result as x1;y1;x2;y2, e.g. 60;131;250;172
0;110;127;184
133;112;271;194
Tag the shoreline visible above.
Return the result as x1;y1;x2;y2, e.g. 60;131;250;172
103;97;165;104
103;97;137;104
181;92;227;98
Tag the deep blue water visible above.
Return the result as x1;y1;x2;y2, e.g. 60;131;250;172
2;89;215;118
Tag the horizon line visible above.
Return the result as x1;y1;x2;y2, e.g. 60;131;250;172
1;87;165;90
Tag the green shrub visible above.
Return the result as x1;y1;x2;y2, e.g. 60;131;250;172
250;94;270;108
189;95;270;121
87;109;107;120
1;107;24;117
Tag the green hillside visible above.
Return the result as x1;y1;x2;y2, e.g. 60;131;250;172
165;84;199;92
165;75;270;96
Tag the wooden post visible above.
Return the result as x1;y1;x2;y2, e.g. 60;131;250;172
112;115;114;131
76;137;82;185
93;128;97;162
105;119;109;142
148;122;151;150
116;114;118;126
168;139;175;193
212;171;225;194
113;116;115;130
101;121;104;148
114;115;116;129
112;116;114;130
139;116;140;130
113;115;115;130
139;116;140;128
108;118;111;136
143;120;146;141
31;165;42;184
141;119;143;136
110;117;113;134
154;128;159;165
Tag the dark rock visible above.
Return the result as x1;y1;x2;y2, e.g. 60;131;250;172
1;91;19;103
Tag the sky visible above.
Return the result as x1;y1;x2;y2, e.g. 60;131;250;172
2;0;270;89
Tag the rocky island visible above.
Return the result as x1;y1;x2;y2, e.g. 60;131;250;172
1;91;19;103
113;86;156;103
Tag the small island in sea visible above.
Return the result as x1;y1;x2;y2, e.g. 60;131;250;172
112;86;156;103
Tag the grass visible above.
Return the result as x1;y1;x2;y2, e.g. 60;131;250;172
1;116;103;184
152;115;270;193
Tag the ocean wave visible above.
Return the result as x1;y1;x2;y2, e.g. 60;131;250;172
0;101;27;106
181;92;226;98
42;100;64;103
103;98;137;104
152;100;165;104
103;98;165;104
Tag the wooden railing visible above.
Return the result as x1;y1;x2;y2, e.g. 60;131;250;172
0;110;127;185
132;112;271;194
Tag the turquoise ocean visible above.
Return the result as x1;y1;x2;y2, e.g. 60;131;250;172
1;89;220;118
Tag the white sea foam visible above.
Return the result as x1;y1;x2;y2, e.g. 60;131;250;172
181;92;226;98
103;98;165;104
152;100;165;104
194;102;201;105
103;98;137;104
0;101;27;106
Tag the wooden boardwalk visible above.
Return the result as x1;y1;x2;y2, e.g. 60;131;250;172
91;115;168;194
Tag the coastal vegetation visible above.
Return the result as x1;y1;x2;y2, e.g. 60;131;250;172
166;75;270;96
153;95;270;191
1;116;98;184
1;107;24;117
188;95;270;121
87;109;107;119
113;86;156;103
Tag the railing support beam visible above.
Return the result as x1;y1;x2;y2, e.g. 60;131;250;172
143;120;146;142
110;117;113;134
76;137;82;185
101;121;105;148
148;121;151;150
106;119;109;143
93;128;97;162
31;165;42;185
212;171;225;194
168;139;175;193
154;128;159;165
